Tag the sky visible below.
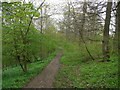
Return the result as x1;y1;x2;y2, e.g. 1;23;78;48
22;0;67;20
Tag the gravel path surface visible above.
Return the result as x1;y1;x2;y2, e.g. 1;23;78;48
24;52;62;88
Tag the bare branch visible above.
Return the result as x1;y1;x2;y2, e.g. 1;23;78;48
25;0;46;36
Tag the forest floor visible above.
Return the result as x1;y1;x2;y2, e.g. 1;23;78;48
24;52;62;88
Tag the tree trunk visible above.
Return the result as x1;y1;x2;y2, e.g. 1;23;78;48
41;8;43;34
116;2;120;88
103;1;112;61
80;0;87;41
23;59;27;73
113;2;119;54
22;40;28;73
17;56;25;73
116;2;120;55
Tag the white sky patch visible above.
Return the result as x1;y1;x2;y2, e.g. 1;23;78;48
46;0;66;4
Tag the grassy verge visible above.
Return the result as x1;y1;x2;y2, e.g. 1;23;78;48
55;42;118;88
2;51;57;88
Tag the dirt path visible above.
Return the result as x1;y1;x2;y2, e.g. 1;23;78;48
24;52;62;88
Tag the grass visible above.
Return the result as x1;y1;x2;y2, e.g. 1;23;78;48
2;51;57;88
55;42;118;88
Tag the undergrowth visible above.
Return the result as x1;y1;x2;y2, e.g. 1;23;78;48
55;42;118;88
2;51;57;88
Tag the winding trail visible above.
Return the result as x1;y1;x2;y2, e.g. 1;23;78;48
24;52;62;88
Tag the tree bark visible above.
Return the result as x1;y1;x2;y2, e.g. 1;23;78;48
113;2;119;54
103;1;112;61
41;8;43;34
116;2;120;88
80;0;87;41
116;2;120;55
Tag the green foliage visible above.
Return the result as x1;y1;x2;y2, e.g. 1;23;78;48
2;2;58;69
2;2;40;68
74;56;118;88
2;51;56;88
55;42;118;88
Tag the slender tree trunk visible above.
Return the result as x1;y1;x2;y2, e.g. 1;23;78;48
116;2;120;55
80;0;87;41
116;2;120;88
113;2;118;54
22;39;28;73
66;2;71;41
41;8;43;34
23;55;27;73
103;1;112;61
17;55;27;73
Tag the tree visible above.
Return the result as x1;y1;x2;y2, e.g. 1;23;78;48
102;1;112;61
2;2;44;73
80;0;87;41
2;1;59;73
116;1;120;55
60;1;95;60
